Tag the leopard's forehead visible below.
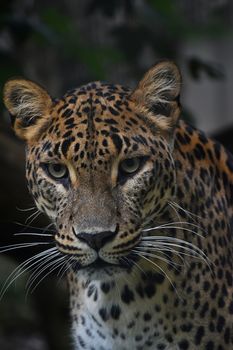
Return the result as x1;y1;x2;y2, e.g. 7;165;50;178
35;81;156;165
58;81;132;120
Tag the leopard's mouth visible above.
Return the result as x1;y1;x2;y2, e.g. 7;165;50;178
86;257;130;269
93;257;118;268
70;256;132;273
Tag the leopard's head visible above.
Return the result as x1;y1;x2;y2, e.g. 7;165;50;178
3;61;181;274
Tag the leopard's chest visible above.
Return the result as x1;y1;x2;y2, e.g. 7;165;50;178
69;270;175;350
71;296;170;350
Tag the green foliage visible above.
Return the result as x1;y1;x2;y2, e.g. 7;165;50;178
0;0;230;91
41;8;72;35
31;7;125;79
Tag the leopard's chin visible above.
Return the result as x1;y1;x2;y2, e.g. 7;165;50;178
72;257;131;280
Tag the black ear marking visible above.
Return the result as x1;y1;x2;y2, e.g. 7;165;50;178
149;103;172;118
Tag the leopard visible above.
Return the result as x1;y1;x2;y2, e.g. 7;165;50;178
3;61;233;350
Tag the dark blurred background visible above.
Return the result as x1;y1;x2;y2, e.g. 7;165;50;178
0;0;233;349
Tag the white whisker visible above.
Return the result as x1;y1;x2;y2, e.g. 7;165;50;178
133;251;182;300
141;239;211;269
144;220;205;231
26;254;65;296
142;235;205;253
139;242;189;265
168;201;182;224
26;251;61;291
16;206;37;212
14;233;53;237
14;221;56;233
0;247;57;299
143;223;204;238
133;248;182;271
28;258;67;296
25;210;41;225
57;257;72;282
136;245;185;267
0;242;52;254
168;200;202;221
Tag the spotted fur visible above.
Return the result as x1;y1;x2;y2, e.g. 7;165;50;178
3;61;233;349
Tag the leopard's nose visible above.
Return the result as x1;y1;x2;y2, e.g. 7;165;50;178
76;231;116;250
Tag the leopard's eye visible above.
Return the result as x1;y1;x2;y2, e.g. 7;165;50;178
46;163;68;180
120;158;141;174
117;156;149;185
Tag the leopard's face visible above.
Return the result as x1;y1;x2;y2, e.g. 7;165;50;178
4;61;181;271
25;82;176;269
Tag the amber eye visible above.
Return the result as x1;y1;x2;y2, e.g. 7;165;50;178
119;158;141;174
46;163;68;180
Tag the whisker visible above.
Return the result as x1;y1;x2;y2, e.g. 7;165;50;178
169;202;208;236
140;239;211;271
25;251;61;291
143;224;204;238
14;233;53;237
26;254;65;296
133;248;182;271
168;200;202;221
0;242;52;254
57;256;72;282
141;235;207;256
133;251;182;300
168;201;182;224
136;245;185;267
14;221;56;233
16;206;37;212
25;210;41;225
40;222;56;234
0;247;57;299
141;235;210;258
138;242;189;266
29;257;67;294
130;257;148;277
145;220;205;231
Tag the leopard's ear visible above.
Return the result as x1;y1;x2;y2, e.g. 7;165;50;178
3;78;52;142
131;61;181;131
